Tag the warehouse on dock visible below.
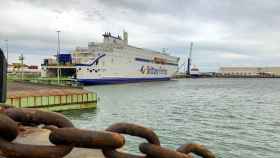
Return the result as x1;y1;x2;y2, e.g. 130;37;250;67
8;63;39;74
220;66;280;76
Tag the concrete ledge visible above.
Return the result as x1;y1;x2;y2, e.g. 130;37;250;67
6;82;97;112
0;127;105;158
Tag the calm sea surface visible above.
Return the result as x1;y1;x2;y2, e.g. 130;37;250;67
62;78;280;158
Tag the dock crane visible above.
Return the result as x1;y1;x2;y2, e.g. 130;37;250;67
186;42;193;77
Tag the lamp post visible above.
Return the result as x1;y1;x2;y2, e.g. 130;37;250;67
56;30;61;84
19;54;24;80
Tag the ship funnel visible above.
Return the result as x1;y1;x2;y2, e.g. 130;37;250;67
123;31;128;45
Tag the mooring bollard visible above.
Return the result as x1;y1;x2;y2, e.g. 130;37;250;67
0;48;7;104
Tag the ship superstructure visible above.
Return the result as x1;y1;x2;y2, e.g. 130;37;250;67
42;32;179;85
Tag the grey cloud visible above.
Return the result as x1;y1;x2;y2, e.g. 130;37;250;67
2;0;280;71
16;0;79;9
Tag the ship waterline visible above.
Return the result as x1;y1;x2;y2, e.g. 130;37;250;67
77;77;170;85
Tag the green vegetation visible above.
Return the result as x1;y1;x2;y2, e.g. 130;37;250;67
7;73;79;87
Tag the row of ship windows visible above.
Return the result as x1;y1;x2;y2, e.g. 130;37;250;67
85;58;134;66
142;69;167;75
88;52;177;64
77;67;167;75
93;49;173;59
79;56;176;68
140;66;167;75
135;58;178;66
77;68;104;73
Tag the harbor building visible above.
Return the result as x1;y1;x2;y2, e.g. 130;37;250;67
8;63;39;74
220;67;280;76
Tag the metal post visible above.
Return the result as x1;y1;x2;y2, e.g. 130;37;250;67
187;42;193;77
57;30;61;84
19;54;24;80
187;58;191;75
0;48;7;103
4;39;8;63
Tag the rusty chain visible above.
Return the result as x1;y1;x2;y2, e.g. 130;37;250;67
0;107;216;158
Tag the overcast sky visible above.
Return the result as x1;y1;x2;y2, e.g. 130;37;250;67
1;0;280;71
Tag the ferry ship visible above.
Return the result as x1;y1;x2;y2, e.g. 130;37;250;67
41;32;179;85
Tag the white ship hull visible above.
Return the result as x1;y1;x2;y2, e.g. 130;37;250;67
76;53;178;84
74;32;179;85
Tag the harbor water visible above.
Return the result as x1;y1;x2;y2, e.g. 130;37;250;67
62;78;280;158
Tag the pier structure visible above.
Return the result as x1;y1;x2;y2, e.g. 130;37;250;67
6;82;97;112
41;65;76;78
1;48;96;112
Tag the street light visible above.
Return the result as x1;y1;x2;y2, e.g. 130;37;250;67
56;30;61;84
19;54;24;80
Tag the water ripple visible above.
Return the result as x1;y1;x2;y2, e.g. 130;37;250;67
63;79;280;158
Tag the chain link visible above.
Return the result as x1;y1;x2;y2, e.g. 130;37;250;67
0;107;215;158
50;128;125;149
177;144;215;158
140;143;193;158
0;113;18;142
102;122;160;158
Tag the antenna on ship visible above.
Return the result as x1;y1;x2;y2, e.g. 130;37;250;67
186;42;193;77
123;30;128;45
